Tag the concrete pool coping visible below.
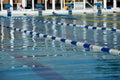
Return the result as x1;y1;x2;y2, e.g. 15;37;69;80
0;8;120;16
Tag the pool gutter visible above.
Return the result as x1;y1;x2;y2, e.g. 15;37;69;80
0;8;120;16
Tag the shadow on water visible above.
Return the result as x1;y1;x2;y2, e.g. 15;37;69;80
0;49;66;80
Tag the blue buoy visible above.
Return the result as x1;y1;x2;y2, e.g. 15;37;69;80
38;10;42;16
5;4;12;9
107;6;111;9
95;3;102;7
98;9;102;15
5;4;12;17
7;11;12;16
36;4;43;8
66;4;73;15
36;4;43;16
68;10;72;15
66;4;73;8
95;3;102;16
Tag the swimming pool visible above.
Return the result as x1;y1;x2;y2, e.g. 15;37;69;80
0;14;120;80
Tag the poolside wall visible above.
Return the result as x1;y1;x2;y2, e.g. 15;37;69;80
1;0;46;4
0;0;120;15
1;0;120;8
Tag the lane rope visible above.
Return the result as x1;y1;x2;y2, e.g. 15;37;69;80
1;25;120;56
12;17;120;33
38;16;120;24
1;17;120;33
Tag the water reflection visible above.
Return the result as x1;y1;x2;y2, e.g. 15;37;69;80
113;17;117;49
103;18;108;47
0;18;4;51
31;17;36;50
83;18;87;52
45;18;49;49
83;20;87;43
72;20;77;51
22;17;29;50
51;18;57;51
0;15;120;80
73;20;77;40
60;19;66;51
10;17;15;51
93;22;98;45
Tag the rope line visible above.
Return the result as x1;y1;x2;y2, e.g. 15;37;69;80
39;16;120;24
9;18;120;33
13;17;120;33
1;25;120;56
1;17;120;33
72;14;120;18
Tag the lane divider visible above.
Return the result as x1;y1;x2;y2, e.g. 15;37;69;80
35;16;120;24
1;25;120;56
12;17;120;33
1;15;120;24
71;18;120;24
72;14;120;18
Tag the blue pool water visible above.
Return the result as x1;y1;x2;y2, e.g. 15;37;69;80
0;14;120;80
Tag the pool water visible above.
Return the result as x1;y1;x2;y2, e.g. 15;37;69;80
0;14;120;80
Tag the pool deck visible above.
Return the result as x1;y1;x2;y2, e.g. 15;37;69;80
0;8;120;16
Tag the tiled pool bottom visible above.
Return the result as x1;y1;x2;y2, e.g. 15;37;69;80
0;15;120;80
0;48;120;80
